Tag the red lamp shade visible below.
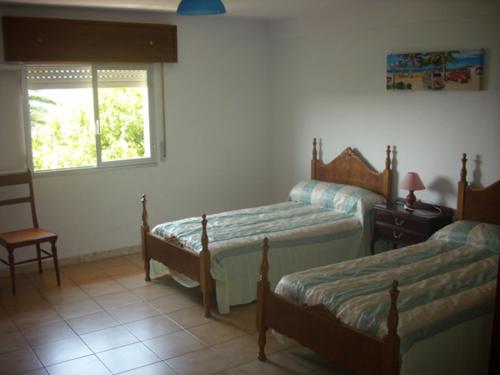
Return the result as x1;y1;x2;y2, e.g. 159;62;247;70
400;172;425;209
400;172;425;191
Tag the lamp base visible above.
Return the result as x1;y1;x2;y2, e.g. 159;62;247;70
405;190;416;210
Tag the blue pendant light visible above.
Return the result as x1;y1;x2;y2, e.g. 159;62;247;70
177;0;226;15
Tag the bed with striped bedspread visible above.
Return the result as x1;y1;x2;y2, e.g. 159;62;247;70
275;220;500;354
150;180;385;313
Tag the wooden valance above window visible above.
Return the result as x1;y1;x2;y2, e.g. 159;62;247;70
2;17;177;63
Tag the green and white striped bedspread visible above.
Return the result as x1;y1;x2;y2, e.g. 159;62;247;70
275;220;500;354
152;202;361;263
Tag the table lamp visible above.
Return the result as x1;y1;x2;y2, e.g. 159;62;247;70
400;172;425;210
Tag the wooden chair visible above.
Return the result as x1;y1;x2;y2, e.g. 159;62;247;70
0;169;60;294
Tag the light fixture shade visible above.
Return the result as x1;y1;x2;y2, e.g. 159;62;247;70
177;0;226;15
400;172;425;191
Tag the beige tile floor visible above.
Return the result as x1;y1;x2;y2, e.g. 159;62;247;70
0;254;352;375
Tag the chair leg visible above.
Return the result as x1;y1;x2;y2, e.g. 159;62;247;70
7;248;16;295
51;241;61;286
36;244;43;274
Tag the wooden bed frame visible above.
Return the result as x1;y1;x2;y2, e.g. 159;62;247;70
141;139;392;317
256;153;500;375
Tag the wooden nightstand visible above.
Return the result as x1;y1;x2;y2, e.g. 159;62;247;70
371;200;454;255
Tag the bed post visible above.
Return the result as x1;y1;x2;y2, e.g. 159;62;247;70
311;138;318;180
456;153;468;220
385;145;391;171
141;194;151;282
384;145;392;202
257;237;270;361
200;214;212;318
382;280;400;375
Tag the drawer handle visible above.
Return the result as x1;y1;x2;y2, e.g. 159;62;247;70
392;231;403;239
394;217;405;226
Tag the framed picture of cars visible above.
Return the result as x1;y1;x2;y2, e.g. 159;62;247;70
386;49;484;91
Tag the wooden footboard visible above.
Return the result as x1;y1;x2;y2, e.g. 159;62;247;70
257;238;400;375
141;195;214;317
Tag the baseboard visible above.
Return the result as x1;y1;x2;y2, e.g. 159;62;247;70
0;245;141;276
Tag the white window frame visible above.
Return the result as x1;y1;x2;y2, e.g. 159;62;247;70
23;63;157;175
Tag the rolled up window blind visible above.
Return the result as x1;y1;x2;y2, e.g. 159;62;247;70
26;66;148;89
26;66;92;89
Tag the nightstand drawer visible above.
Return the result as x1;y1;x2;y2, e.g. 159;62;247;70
375;224;426;245
371;200;454;255
375;211;427;233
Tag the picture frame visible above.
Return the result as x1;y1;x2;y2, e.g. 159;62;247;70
386;49;484;91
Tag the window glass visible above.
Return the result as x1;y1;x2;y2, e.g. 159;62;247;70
97;69;150;162
27;66;96;171
26;65;154;172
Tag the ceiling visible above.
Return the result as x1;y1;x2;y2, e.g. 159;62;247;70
0;0;385;19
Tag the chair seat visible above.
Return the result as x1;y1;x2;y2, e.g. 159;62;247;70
0;228;57;247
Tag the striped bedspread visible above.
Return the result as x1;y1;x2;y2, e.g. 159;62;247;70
152;202;361;262
152;180;385;263
275;221;500;353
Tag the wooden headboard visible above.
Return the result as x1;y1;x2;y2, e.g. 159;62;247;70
310;138;392;201
456;153;500;225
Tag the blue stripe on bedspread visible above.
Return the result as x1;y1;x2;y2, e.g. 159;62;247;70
152;202;360;261
276;239;498;354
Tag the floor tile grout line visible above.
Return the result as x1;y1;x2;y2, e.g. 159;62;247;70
42;353;99;372
29;290;137;375
111;359;167;375
16;292;111;370
12;328;46;373
1;254;308;375
78;319;291;370
63;313;121;336
152;342;208;363
74;289;163;373
116;311;184;343
105;305;163;326
28;310;96;370
0;328;31;355
96;342;162;374
60;289;187;365
92;293;144;312
162;360;181;375
82;336;140;356
27;272;91;316
6;289;68;372
94;351;115;375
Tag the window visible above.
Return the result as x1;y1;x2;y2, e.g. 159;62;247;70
25;64;155;172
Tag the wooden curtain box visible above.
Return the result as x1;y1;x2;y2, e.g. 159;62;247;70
2;16;177;63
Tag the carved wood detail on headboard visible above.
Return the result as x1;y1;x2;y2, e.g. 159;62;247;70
310;139;392;201
457;153;500;225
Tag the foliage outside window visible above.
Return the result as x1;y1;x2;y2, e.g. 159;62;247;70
26;65;154;172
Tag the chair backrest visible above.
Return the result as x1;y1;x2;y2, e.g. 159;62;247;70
0;169;39;228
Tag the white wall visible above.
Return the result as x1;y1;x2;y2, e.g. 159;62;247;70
0;6;274;260
270;1;500;207
2;1;500;264
0;68;25;171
